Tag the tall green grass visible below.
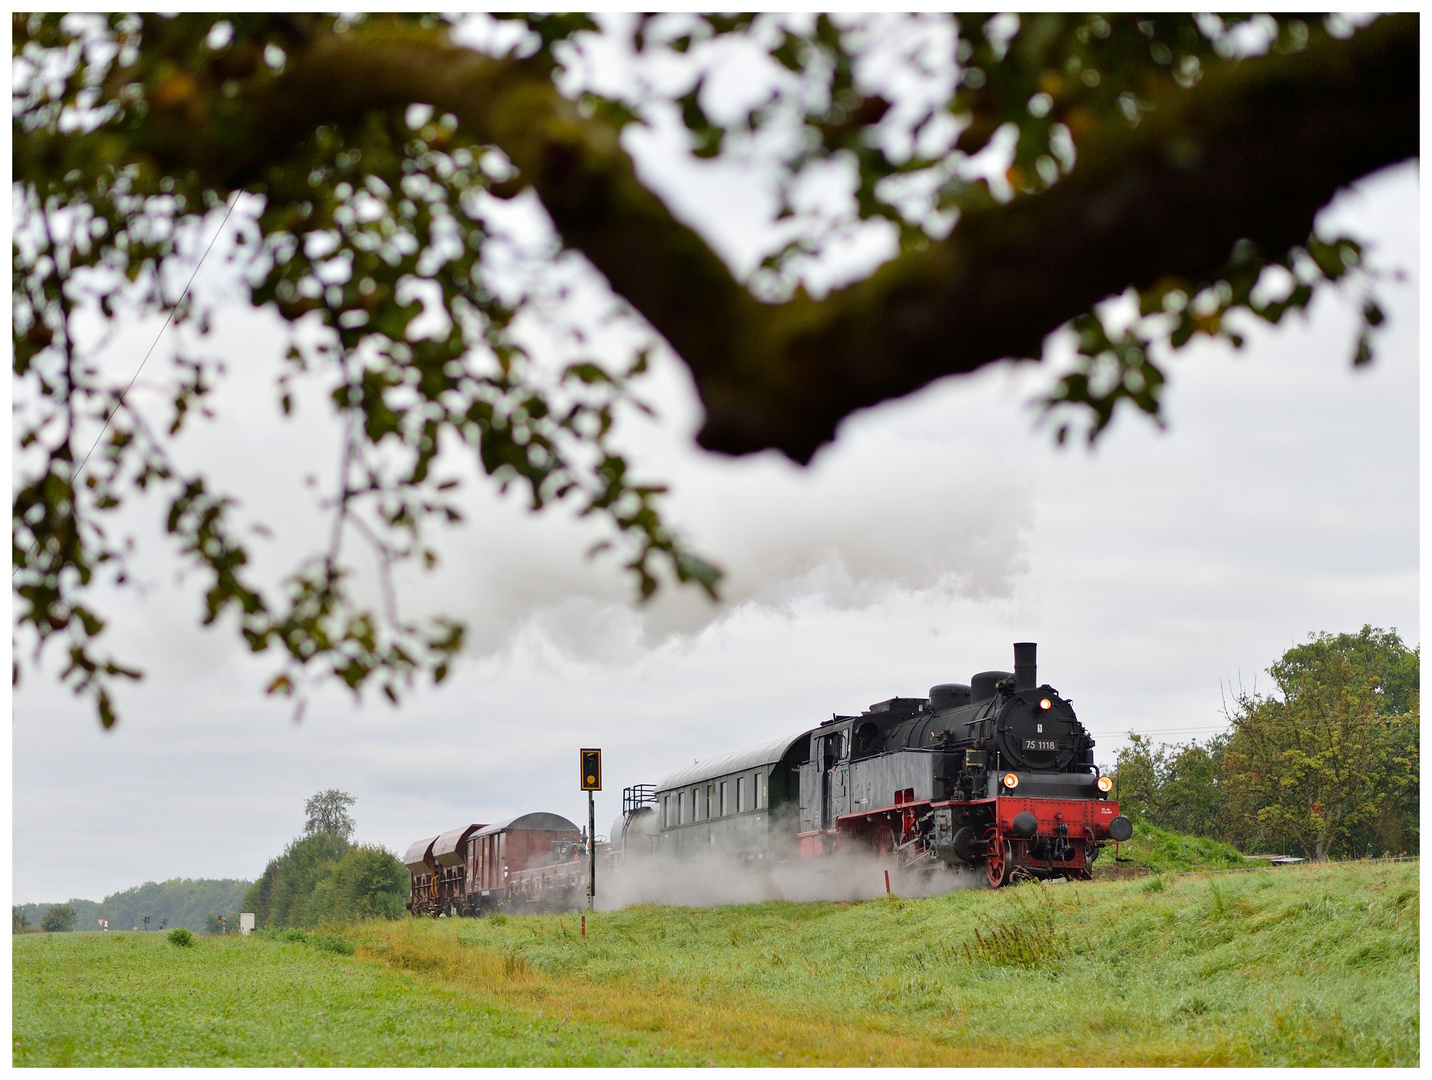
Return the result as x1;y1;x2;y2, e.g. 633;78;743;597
12;929;681;1066
1101;821;1249;874
13;860;1417;1066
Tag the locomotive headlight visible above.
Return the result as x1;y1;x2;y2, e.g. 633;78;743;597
1002;772;1020;790
1039;698;1052;710
1097;776;1114;793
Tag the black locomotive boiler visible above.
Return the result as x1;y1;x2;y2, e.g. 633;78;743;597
635;642;1132;887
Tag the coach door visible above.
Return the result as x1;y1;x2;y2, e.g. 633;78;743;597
817;730;848;830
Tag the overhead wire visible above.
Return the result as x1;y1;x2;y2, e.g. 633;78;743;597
15;193;240;576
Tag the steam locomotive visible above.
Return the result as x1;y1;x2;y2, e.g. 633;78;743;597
405;642;1131;914
620;642;1131;887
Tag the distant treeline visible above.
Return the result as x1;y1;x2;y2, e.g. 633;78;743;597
1110;627;1419;861
15;792;409;936
14;878;251;934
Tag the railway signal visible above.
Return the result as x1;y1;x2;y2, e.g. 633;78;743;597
580;749;601;791
580;749;601;910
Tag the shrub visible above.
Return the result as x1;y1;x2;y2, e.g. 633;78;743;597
254;926;353;955
311;933;356;956
41;905;76;933
167;927;196;947
244;832;353;929
316;845;408;923
245;837;408;929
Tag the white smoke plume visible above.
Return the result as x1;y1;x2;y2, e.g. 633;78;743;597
595;850;984;910
422;434;1034;663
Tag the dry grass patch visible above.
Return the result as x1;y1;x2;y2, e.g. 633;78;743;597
355;917;1000;1066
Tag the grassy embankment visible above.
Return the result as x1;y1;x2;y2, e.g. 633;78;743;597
13;859;1416;1067
1095;820;1248;876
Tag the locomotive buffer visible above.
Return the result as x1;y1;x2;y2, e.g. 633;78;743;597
580;748;601;910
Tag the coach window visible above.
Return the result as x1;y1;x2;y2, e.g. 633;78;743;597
736;776;745;813
663;795;672;827
705;784;713;819
719;781;729;816
755;771;765;809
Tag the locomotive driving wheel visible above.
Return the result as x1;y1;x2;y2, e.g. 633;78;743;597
984;830;1010;888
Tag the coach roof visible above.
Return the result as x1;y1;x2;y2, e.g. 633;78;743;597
656;732;808;792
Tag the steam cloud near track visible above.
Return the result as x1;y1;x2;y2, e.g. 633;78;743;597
595;852;984;910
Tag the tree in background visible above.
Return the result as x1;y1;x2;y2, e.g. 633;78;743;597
1111;629;1417;859
13;907;31;933
1113;733;1232;837
245;791;408;928
1221;627;1418;861
300;845;409;924
304;789;357;839
41;905;77;932
1152;735;1229;839
13;13;1416;727
1112;733;1162;823
13;881;249;935
243;830;352;929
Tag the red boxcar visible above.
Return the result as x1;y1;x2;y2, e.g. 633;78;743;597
468;812;582;913
406;811;584;916
402;835;439;916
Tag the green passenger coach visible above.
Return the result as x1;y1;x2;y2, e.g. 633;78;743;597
653;733;811;860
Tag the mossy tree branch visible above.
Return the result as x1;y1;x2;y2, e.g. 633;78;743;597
171;14;1420;463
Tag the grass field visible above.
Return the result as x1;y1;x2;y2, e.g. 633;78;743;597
13;859;1417;1066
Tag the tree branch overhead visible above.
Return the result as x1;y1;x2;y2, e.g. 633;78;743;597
11;13;1419;726
125;15;1419;462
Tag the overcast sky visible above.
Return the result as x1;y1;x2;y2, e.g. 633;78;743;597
9;27;1419;905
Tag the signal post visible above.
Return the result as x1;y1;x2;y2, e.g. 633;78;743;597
580;748;601;911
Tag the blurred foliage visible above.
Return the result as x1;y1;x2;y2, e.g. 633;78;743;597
637;12;1388;447
1113;626;1419;860
12;13;1400;726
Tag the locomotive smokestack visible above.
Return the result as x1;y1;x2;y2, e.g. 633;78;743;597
1014;642;1037;692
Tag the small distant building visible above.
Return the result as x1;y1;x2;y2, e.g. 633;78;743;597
238;913;255;936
